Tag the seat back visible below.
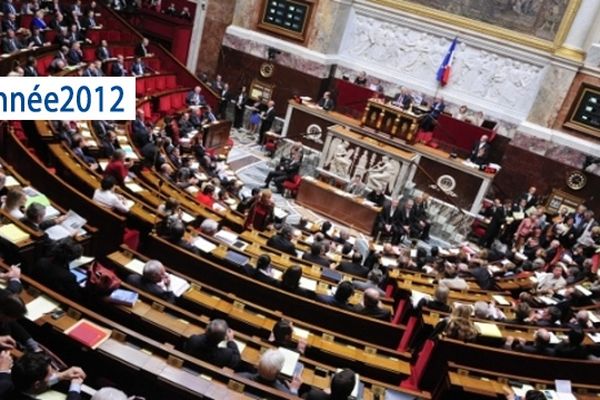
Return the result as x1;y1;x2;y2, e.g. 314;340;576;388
391;299;407;325
396;315;416;352
400;339;436;391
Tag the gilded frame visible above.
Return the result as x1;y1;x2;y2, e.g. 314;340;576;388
257;0;316;43
369;0;582;55
564;83;600;139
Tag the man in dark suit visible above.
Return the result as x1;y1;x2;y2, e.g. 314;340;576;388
2;0;17;16
1;14;18;33
480;199;512;248
11;353;86;400
23;57;38;77
412;194;431;240
233;87;248;129
111;54;127;76
336;252;368;278
303;368;356;400
238;349;300;395
505;329;555;357
2;30;22;54
218;83;232;119
28;28;46;48
373;198;401;243
186;86;206;106
130;56;145;76
66;41;83;66
317;91;335;111
126;259;176;303
520;186;538;209
469;134;491;165
357;288;391;321
49;11;67;31
96;40;111;61
258;100;276;144
392;87;412;110
20;203;62;254
266;225;297;256
80;9;99;30
303;243;331;268
184;319;241;369
134;37;150;57
251;255;278;285
317;281;357;311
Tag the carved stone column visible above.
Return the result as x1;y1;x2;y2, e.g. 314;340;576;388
555;0;600;62
194;0;236;76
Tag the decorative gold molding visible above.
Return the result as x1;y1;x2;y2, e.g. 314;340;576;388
554;44;585;62
369;0;582;53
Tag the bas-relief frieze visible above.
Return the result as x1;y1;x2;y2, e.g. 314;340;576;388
341;14;545;118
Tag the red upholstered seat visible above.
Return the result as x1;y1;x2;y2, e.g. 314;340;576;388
45;30;57;43
158;95;172;114
87;30;101;43
123;47;134;57
283;175;302;197
396;315;417;352
106;30;121;42
155;75;166;90
136;79;145;97
83;47;96;61
165;75;176;89
21;15;33;29
400;339;436;390
145;76;156;92
391;299;407;326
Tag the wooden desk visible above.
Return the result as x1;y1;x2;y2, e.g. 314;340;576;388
296;177;380;235
361;98;424;143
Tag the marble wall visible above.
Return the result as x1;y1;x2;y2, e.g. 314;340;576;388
195;0;236;76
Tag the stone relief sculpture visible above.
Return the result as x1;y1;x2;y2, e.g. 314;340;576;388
325;139;354;178
342;14;544;115
366;156;400;192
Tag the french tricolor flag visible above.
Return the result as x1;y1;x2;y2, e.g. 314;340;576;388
436;37;458;87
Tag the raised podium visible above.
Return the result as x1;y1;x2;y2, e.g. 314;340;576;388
360;98;424;144
203;120;232;154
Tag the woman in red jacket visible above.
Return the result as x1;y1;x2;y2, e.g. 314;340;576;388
245;189;274;231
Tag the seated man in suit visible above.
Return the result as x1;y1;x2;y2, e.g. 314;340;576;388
392;87;412;110
302;243;331;268
317;91;335;111
110;54;127;76
20;202;65;243
95;39;111;61
2;29;23;54
186;86;206;106
11;353;86;400
416;285;451;314
345;175;366;197
130;56;145;77
266;225;297;256
252;254;278;285
373;198;401;243
269;319;307;354
336;252;368;278
184;319;241;369
126;259;176;303
303;368;356;400
469;134;491;165
66;41;84;66
238;349;301;395
357;288;391;321
317;281;357;311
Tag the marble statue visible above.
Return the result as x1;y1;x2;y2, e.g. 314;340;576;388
355;151;369;180
366;156;400;192
325;139;354;178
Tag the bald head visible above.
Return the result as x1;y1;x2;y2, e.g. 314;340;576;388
363;288;380;307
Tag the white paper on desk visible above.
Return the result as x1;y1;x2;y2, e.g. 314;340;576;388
296;250;304;259
123;199;135;211
548;331;561;344
99;160;109;170
273;207;287;219
215;229;238;245
169;274;190;297
186;185;199;194
69;256;94;269
589;312;600;324
492;295;510;306
277;347;300;377
45;225;72;241
292;326;310;340
4;176;19;187
192;237;217;253
410;290;431;308
575;285;592;297
271;269;283;280
555;380;572;394
218;339;246;353
181;212;195;223
299;277;317;292
587;332;600;343
380;257;397;268
373;244;384;253
125;182;144;193
25;295;59;321
511;384;534;397
62;210;87;232
212;203;227;213
124;258;145;275
36;390;67;400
